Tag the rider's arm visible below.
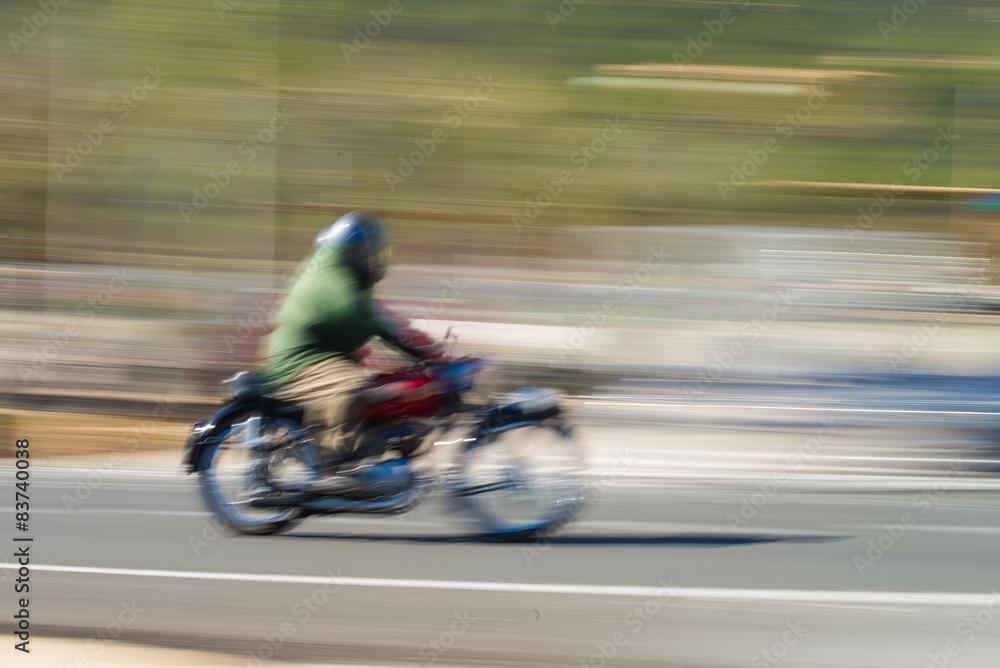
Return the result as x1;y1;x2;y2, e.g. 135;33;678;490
368;300;447;362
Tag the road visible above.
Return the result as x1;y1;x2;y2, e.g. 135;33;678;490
3;461;1000;668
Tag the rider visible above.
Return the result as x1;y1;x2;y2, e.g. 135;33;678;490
260;210;445;491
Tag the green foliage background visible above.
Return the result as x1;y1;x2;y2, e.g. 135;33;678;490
2;0;999;265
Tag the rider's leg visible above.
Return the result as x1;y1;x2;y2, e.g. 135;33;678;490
271;356;367;468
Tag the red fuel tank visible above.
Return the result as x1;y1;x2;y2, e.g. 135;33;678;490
355;367;450;419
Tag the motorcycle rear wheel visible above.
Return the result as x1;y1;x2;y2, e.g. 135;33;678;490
197;409;319;536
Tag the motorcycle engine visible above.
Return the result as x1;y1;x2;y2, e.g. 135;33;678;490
351;458;414;499
353;421;431;460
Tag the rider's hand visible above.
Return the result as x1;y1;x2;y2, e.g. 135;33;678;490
355;343;373;363
405;332;447;363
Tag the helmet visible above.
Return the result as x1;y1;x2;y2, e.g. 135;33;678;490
314;211;391;289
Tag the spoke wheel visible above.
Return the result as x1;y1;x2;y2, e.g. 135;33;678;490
447;420;587;542
197;411;319;535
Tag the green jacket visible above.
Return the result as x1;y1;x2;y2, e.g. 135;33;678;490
260;246;394;388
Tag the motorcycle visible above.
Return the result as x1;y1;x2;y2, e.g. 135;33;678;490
181;355;587;541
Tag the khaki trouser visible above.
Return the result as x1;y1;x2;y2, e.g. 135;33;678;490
272;356;368;462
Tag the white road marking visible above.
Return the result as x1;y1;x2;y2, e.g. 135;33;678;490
847;524;1000;536
0;508;207;516
585;401;1000;416
27;467;184;476
1;563;997;607
5;469;1000;491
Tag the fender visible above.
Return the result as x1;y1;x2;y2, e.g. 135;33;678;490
181;397;304;475
182;398;304;473
478;386;562;432
469;410;568;453
181;400;262;474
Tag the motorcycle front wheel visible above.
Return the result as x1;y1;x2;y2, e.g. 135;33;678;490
445;419;587;542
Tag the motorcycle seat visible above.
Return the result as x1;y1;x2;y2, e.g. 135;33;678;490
223;371;264;402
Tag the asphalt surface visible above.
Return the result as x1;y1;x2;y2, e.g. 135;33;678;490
3;461;1000;668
